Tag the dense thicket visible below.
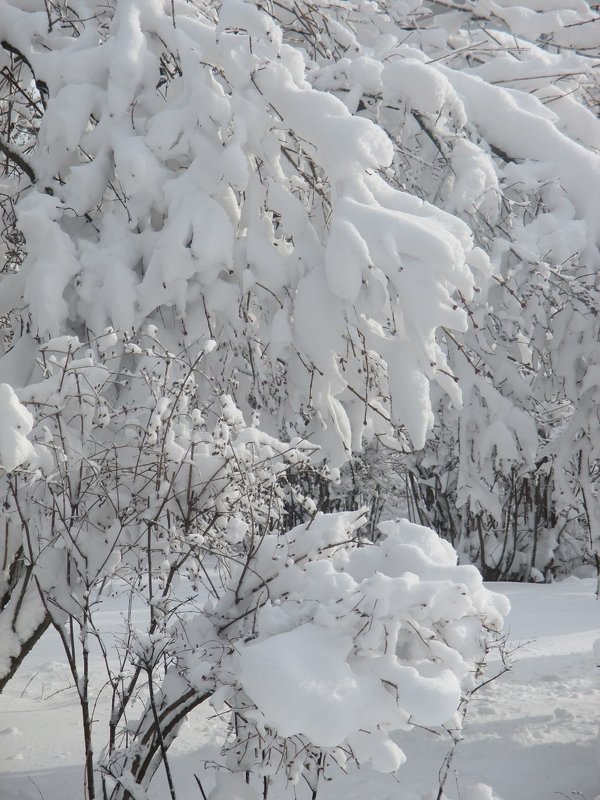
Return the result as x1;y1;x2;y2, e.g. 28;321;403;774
0;0;598;797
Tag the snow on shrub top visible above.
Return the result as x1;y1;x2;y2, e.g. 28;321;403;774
211;513;508;776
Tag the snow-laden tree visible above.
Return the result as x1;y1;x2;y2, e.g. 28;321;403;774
410;0;600;582
3;0;599;591
282;0;600;582
0;0;486;457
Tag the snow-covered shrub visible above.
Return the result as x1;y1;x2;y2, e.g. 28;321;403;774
0;332;508;799
0;331;313;791
211;516;507;790
425;0;600;581
99;509;509;799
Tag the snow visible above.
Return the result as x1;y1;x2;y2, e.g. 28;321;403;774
240;623;410;752
209;773;258;799
0;383;35;472
1;579;599;800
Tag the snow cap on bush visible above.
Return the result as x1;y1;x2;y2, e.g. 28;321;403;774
215;514;508;777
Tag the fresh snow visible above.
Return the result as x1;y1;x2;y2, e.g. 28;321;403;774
1;579;598;800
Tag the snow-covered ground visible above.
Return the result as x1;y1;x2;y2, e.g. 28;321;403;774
1;579;598;800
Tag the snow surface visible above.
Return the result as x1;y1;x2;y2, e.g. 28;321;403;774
1;579;599;800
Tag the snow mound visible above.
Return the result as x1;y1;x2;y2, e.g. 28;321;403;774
226;514;508;776
240;623;410;748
